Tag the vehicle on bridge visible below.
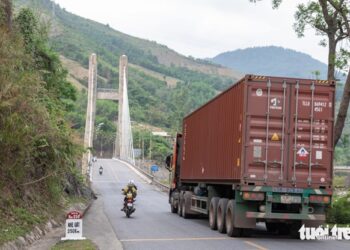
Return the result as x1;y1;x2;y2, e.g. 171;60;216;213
121;180;137;218
167;75;335;237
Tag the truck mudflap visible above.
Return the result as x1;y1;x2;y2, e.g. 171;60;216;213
246;212;325;221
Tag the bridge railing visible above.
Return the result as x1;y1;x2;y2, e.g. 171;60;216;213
97;88;118;92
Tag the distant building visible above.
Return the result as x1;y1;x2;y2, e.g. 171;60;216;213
152;131;170;137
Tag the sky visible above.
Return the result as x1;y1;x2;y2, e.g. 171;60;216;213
53;0;329;63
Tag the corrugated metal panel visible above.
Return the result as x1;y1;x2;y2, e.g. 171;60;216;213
180;75;335;190
242;76;334;190
180;80;245;182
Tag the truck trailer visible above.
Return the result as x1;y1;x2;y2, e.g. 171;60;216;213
167;75;335;237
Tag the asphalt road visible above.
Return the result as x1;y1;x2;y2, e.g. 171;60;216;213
92;159;350;250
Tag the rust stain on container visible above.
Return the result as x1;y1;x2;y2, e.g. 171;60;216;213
180;75;335;190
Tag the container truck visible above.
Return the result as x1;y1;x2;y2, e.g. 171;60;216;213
167;75;335;237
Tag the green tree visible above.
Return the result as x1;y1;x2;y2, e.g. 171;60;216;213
258;0;350;145
0;0;12;30
0;7;85;234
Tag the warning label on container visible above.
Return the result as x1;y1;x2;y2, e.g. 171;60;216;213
271;133;279;141
297;147;309;159
270;98;282;110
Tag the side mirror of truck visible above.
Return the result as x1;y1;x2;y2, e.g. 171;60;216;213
165;154;172;171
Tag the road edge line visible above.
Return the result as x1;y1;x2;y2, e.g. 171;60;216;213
113;158;152;184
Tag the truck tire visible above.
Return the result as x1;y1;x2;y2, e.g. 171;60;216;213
182;198;189;218
177;194;183;217
170;197;178;213
209;197;220;230
217;198;229;233
182;191;192;219
225;200;242;237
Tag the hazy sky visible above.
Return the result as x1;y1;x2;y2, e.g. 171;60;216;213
54;0;329;63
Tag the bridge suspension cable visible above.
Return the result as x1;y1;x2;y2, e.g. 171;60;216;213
119;65;135;165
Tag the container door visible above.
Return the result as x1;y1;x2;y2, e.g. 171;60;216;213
288;82;334;188
244;79;289;185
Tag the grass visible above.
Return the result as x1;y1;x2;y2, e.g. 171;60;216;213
0;207;46;245
0;195;89;246
159;179;170;186
52;240;97;250
333;175;347;188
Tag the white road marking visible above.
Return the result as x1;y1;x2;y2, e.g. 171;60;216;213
109;163;120;182
244;240;269;250
120;237;230;242
114;158;150;184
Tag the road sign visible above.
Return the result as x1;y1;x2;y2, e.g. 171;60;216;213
133;149;141;158
151;165;159;173
61;211;86;241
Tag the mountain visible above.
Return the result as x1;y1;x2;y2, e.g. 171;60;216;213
14;0;242;132
211;46;331;80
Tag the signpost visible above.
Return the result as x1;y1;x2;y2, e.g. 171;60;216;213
61;211;86;241
151;165;159;174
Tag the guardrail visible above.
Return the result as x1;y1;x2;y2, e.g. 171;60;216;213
116;159;170;191
97;88;118;92
334;166;350;173
134;165;170;191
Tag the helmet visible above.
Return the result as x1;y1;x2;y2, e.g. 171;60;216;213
128;180;134;185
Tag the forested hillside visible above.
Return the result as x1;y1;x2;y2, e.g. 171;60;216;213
15;0;241;132
12;0;243;162
212;46;332;80
13;0;350;166
0;5;88;244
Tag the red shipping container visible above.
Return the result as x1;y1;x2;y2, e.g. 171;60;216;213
180;75;335;190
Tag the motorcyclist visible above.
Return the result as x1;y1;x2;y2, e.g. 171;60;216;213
99;166;103;175
121;180;137;211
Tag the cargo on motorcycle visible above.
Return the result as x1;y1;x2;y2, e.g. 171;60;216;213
121;180;137;217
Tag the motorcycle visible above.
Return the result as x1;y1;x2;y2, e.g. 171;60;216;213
99;167;103;175
123;192;135;218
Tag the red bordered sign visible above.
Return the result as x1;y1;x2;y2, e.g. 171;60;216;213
67;211;82;219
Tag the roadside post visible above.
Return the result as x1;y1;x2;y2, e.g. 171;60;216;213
61;211;86;241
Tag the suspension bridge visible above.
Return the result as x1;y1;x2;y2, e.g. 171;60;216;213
82;54;135;178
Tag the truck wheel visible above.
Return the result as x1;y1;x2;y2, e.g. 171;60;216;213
177;201;182;216
209;197;220;230
226;199;242;237
182;199;189;218
182;191;192;219
170;198;178;213
217;198;229;233
177;194;183;217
